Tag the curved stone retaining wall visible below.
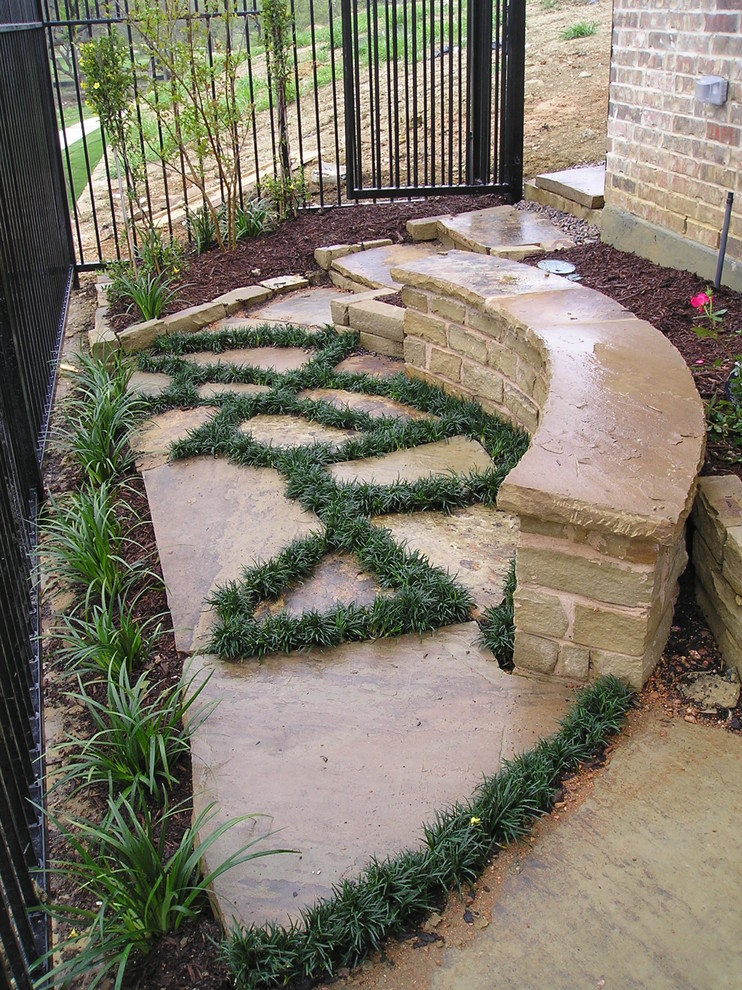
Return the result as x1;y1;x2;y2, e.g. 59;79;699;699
392;250;706;688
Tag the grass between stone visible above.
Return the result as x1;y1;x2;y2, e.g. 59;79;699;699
225;676;635;989
140;323;529;660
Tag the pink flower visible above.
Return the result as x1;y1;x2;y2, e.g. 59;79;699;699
691;292;711;309
695;359;705;365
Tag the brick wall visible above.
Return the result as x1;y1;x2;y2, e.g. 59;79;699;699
605;0;741;278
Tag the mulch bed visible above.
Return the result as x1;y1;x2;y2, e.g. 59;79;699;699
62;197;742;989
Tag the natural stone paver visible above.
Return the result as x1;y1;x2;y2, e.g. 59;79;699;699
334;352;402;378
183;346;312;372
238;414;356;449
534;163;606;209
438;205;575;259
298;387;432;422
680;669;741;713
332;243;441;290
132;407;216;471
127;371;173;398
187;623;572;926
431;718;742;990
254;552;385;619
372;505;518;612
196;381;271;400
251;287;346;327
328;437;493;486
143;458;324;652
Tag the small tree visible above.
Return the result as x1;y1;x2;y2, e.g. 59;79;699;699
262;0;303;218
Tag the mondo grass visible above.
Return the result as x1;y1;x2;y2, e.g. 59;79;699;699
479;558;516;667
226;677;635;989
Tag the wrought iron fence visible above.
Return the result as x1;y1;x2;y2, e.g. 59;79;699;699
0;1;75;986
42;0;524;269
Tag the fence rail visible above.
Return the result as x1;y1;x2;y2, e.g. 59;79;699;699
0;1;75;987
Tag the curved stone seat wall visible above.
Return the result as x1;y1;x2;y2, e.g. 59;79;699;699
391;251;706;689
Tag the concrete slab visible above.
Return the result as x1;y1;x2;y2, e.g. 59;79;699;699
196;382;271;400
328;437;493;486
332;243;441;290
251;287;346;327
534;163;606;209
431;718;742;990
132;407;217;471
298;387;432;423
254;552;385;618
334;353;403;378
238;414;356;449
183;346;312;372
438;206;574;258
187;624;573;926
372;505;518;613
143;459;323;651
127;371;173;398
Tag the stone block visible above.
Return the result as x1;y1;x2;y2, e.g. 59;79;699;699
162;301;227;335
359;331;404;358
429;347;462;381
429;295;467;324
89;314;121;361
513;587;569;638
407;216;447;241
349;300;404;341
525;180;604;226
361;238;393;251
118;318;164;353
487;342;518;380
517;541;654;608
461;362;504;404
260;275;309;294
557;644;590;680
532;373;549;408
722;525;742;597
707;566;742;645
401;287;429;312
504;382;540;434
468;309;504;340
518;516;570;540
448;325;488;364
513;632;559;675
589;649;642;688
516;360;537;396
330;288;396;326
692;475;742;562
404;310;448;347
329;271;367;292
503;326;545;371
403;337;427;368
573;602;649;656
314;244;360;269
212;285;272;314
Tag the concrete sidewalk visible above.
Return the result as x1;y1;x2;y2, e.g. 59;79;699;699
431;715;742;990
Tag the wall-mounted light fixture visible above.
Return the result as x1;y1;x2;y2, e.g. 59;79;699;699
696;75;729;106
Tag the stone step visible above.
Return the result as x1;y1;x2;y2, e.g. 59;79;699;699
533;163;605;209
330;242;441;291
328;436;493;486
436;205;575;261
249;286;347;328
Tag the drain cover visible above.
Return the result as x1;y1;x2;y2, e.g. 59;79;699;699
537;259;577;275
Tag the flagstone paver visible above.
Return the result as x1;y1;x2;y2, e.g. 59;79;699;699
333;352;402;378
253;552;385;619
143;458;324;652
184;346;312;372
196;381;271;400
250;286;346;327
372;505;518;613
187;623;573;927
298;387;433;422
332;243;441;290
328;436;493;486
437;205;575;259
127;370;173;397
238;413;356;449
133;407;217;471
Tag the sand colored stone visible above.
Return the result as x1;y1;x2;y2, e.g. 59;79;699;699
186;624;572;926
132;407;216;471
431;718;742;990
183;346;312;372
250;287;345;327
196;381;271;400
534;163;606;209
238;414;356;449
437;206;575;258
143;459;323;652
332;243;441;290
329;436;493;486
334;352;403;378
298;387;432;422
254;552;385;619
127;371;173;397
372;505;518;612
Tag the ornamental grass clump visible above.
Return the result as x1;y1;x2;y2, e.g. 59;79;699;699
226;677;634;990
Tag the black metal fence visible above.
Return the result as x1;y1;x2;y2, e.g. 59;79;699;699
0;0;75;985
42;0;525;268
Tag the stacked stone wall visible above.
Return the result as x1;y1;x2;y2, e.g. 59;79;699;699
605;0;741;286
